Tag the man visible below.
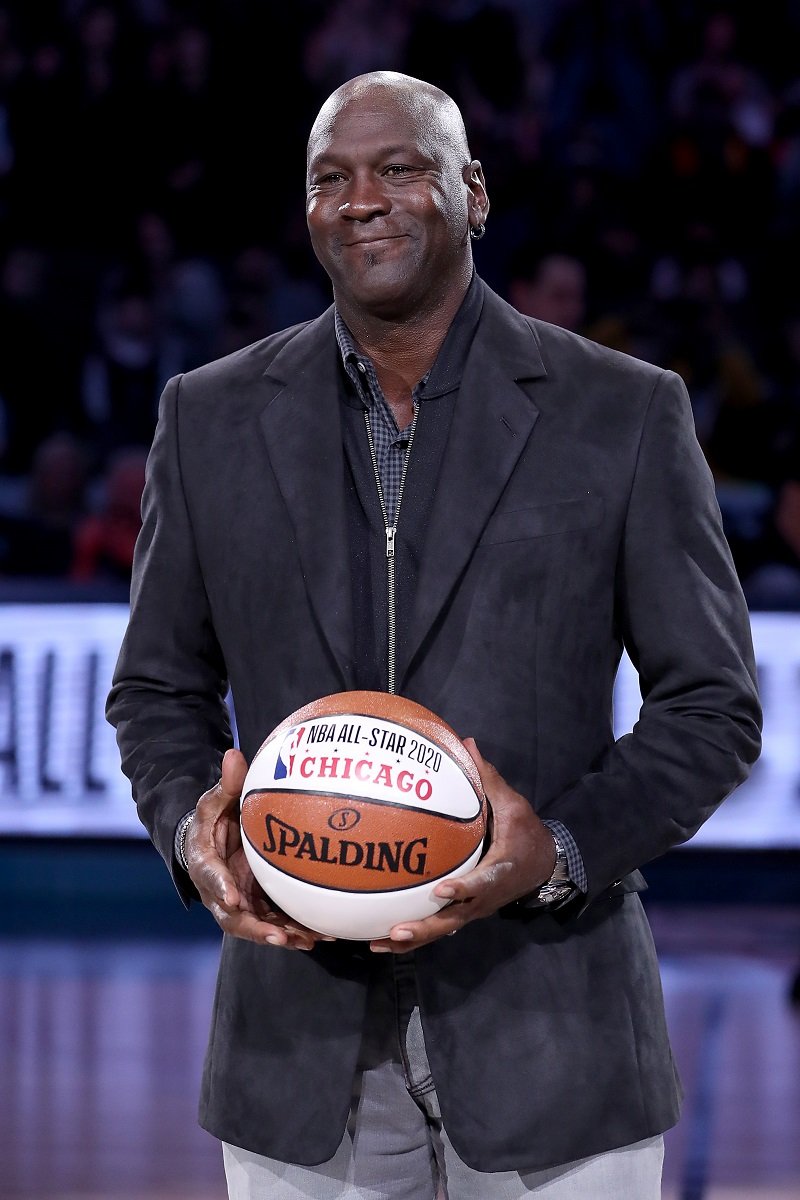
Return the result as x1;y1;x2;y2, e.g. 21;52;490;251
106;71;762;1198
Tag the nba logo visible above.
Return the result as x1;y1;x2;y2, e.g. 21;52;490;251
274;726;306;779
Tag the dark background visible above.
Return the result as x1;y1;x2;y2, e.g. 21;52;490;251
0;0;799;602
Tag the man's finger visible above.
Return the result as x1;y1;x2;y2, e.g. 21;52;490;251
188;749;251;906
462;736;499;787
217;746;249;806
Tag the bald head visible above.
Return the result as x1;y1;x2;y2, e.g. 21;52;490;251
307;71;472;178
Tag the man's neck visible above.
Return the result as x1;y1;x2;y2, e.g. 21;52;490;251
337;277;470;415
349;330;430;429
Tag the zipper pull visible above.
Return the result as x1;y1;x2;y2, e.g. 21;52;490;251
385;526;396;558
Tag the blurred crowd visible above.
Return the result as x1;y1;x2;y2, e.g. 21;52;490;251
0;0;798;605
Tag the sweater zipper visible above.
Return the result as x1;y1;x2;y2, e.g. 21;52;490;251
363;404;419;694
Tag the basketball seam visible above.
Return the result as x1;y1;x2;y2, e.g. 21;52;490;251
242;787;482;823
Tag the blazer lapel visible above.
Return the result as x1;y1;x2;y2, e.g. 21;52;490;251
399;300;546;685
259;310;356;689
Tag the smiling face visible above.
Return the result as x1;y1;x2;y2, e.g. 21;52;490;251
305;72;487;325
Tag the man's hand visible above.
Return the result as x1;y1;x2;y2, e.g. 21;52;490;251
369;737;556;953
185;747;334;951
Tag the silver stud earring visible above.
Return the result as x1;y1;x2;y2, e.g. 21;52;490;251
469;222;486;241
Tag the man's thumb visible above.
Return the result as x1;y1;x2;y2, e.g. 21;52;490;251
220;746;248;800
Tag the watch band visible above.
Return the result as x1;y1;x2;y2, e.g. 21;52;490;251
536;832;575;905
175;811;195;871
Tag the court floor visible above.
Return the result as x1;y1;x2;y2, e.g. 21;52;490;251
2;903;799;1199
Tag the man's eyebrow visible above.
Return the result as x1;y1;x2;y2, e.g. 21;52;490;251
374;144;422;158
311;143;423;167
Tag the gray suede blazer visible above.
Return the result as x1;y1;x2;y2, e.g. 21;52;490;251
107;280;762;1172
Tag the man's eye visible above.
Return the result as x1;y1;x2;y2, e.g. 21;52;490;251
385;164;414;176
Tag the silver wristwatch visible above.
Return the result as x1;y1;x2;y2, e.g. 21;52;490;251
536;832;575;905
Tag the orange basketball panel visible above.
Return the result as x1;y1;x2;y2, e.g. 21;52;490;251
241;789;486;892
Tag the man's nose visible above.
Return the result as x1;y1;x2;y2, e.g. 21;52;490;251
337;176;390;218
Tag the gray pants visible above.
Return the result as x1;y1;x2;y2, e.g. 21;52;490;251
223;955;664;1199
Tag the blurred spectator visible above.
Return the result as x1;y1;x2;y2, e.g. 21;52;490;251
70;445;146;583
669;9;774;143
136;18;224;255
772;77;800;249
213;242;328;358
0;4;23;195
702;345;787;487
664;8;776;247
699;344;794;589
100;208;227;373
303;0;412;95
769;309;800;412
0;431;89;576
3;17;73;242
0;243;83;474
507;250;587;332
81;282;174;466
648;219;754;434
59;2;142;247
650;220;750;327
213;244;278;356
540;0;668;178
738;426;800;610
0;4;23;91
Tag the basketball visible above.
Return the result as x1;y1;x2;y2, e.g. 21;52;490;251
240;691;488;940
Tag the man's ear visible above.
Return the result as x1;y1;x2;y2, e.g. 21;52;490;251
464;159;490;226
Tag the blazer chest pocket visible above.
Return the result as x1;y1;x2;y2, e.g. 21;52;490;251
479;494;604;546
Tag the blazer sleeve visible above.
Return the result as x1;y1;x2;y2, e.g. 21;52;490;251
549;368;763;901
105;374;234;904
